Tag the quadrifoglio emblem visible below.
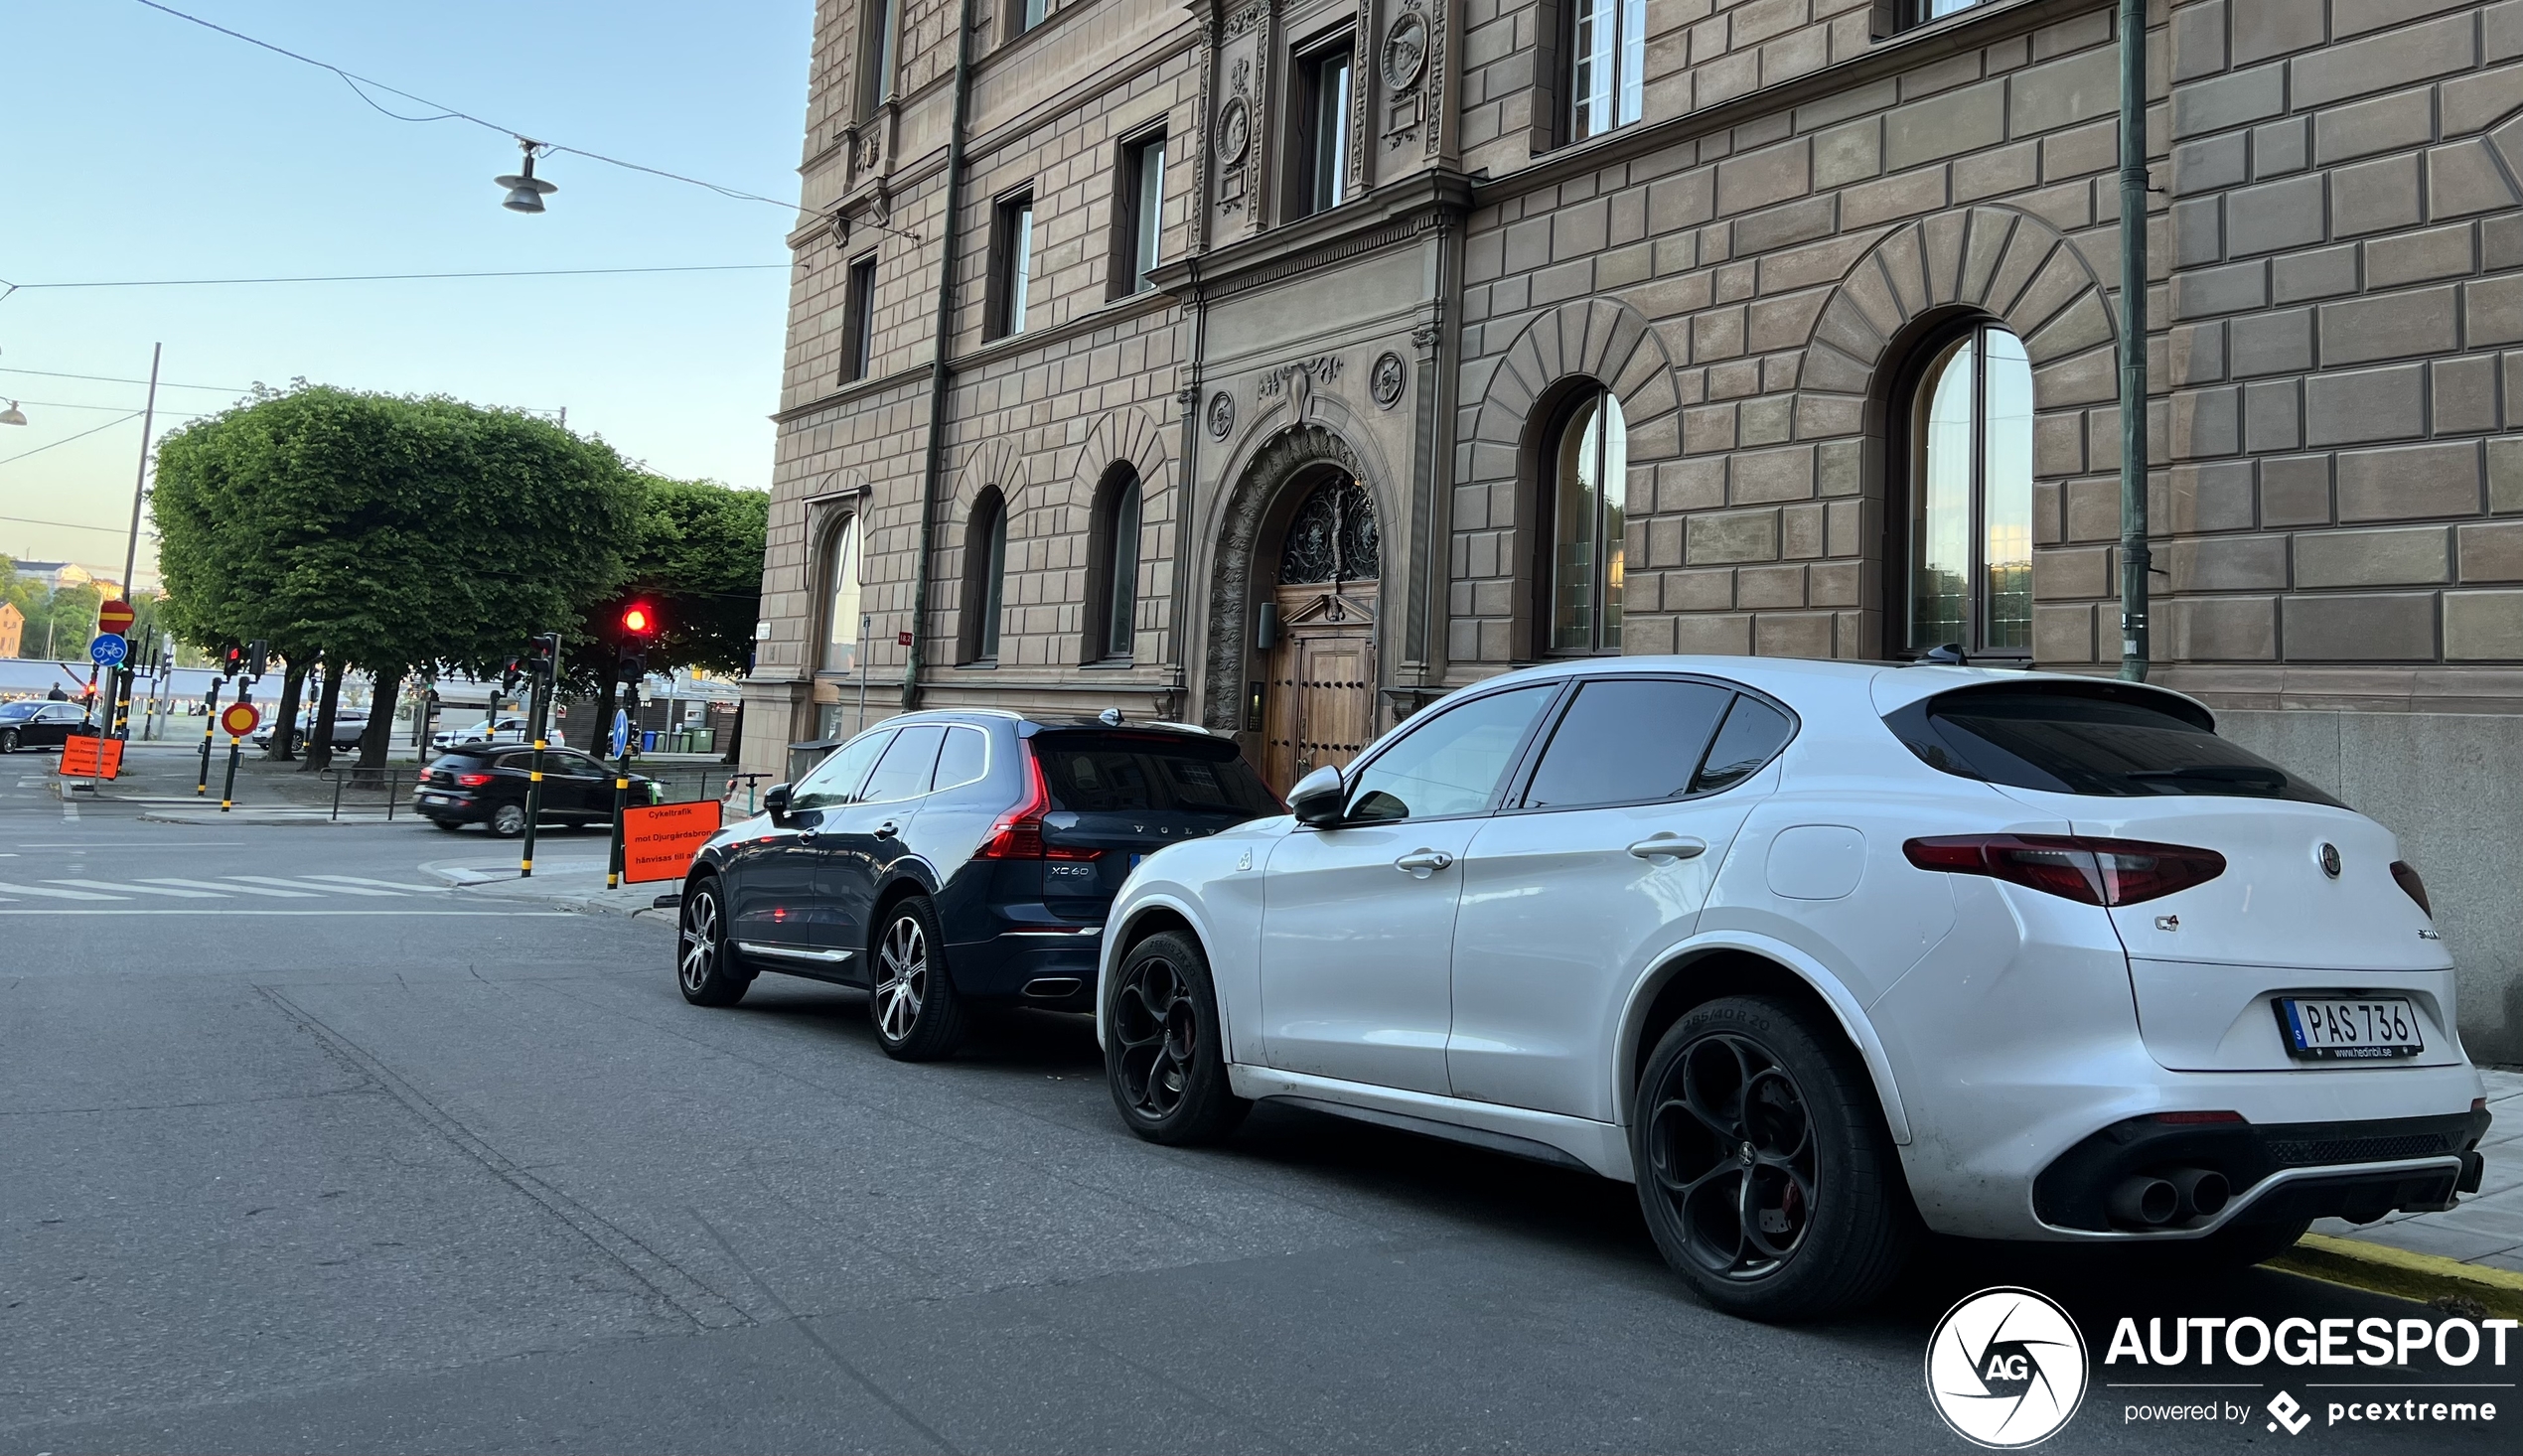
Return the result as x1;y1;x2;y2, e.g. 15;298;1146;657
1926;1287;2090;1447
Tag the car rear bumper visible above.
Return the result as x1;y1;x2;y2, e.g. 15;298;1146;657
947;924;1104;1008
414;791;489;823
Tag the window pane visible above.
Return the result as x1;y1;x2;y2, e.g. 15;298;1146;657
1522;679;1733;808
932;725;990;792
860;723;947;801
979;505;1006;658
1910;334;1973;652
1982;329;2033;652
1107;477;1140;657
822;515;862;672
1023;0;1047;30
1572;0;1614;140
1344;684;1556;821
1132;140;1165;290
793;729;894;810
1601;392;1626;651
1037;733;1281;815
1551;396;1601;652
1618;0;1645;126
1315;52;1351;212
1691;695;1793;793
1910;689;2343;805
1005;205;1033;334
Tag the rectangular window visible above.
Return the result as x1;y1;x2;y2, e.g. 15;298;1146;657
841;254;878;382
1016;0;1049;35
1115;134;1166;296
859;0;899;117
989;193;1035;339
1567;0;1644;142
1289;40;1353;219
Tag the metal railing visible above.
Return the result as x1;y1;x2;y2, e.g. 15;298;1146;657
323;765;403;821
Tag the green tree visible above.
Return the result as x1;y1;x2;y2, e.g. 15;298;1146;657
563;475;767;751
153;386;643;768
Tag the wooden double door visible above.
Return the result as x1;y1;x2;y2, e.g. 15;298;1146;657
1261;582;1377;796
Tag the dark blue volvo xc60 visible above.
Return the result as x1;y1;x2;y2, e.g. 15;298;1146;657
674;711;1281;1060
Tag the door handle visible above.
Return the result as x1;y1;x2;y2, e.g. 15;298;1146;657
1628;833;1707;861
874;820;900;839
1393;849;1455;877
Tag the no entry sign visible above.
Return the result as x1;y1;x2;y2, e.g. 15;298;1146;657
220;701;261;738
96;599;135;635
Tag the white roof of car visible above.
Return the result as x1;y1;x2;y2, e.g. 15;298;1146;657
1467;655;2212;720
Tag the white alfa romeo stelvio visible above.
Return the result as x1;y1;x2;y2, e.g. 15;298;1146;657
1093;657;2494;1320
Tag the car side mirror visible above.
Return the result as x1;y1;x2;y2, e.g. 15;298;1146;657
1287;765;1346;827
763;783;793;821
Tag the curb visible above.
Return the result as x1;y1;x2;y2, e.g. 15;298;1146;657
2268;1233;2523;1318
419;860;676;923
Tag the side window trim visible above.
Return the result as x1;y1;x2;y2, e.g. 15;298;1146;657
930;724;993;794
1498;673;1799;813
1334;679;1575;825
859;724;951;804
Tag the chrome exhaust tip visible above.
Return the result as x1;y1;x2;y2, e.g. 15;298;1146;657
1021;976;1084;999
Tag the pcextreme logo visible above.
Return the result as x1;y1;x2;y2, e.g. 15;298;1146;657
1925;1287;2090;1448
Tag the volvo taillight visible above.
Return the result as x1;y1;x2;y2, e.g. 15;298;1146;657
1902;834;2226;906
973;750;1102;861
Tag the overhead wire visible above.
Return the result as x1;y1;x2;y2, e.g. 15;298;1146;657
0;366;256;392
0;412;146;469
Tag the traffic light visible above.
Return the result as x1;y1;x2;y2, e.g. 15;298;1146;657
617;652;646;684
500;656;525;693
528;631;561;678
221;644;246;677
244;641;269;678
620;603;657;639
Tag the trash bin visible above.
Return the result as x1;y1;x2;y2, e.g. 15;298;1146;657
641;729;659;753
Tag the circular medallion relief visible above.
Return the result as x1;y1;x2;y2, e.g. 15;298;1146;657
1370;352;1407;409
1217;98;1252;165
1381;13;1428;91
1207;390;1236;439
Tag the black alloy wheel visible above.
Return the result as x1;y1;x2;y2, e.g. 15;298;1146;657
677;879;751;1006
1105;930;1248;1145
869;896;965;1061
0;729;16;753
1634;995;1912;1321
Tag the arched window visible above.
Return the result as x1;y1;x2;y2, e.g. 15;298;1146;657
820;513;863;673
1092;468;1142;661
1906;324;2033;655
1544;386;1626;655
961;490;1007;664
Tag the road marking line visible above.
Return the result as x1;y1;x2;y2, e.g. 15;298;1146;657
298;875;456;894
0;880;126;900
136;877;319;898
225;875;405;897
0;908;575;917
62;801;78;820
47;879;226;898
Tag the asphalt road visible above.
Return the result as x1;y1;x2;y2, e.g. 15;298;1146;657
2;763;2511;1453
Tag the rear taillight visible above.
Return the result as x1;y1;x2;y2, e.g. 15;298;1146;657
455;772;493;788
2391;860;2432;918
973;750;1101;861
1903;834;2226;906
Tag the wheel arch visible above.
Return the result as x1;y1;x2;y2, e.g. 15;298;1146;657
1098;893;1214;1053
1614;934;1912;1145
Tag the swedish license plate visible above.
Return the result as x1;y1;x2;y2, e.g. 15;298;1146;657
2274;997;2424;1060
419;792;452;804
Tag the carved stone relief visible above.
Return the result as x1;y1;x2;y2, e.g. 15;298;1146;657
1380;3;1428;150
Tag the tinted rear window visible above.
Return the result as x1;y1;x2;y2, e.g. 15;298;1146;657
1889;686;2342;806
1520;679;1735;809
1036;733;1280;817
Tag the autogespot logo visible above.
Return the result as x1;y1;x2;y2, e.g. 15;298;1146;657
1926;1287;2091;1448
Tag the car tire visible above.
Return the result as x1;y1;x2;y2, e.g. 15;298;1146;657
0;729;16;753
1632;995;1915;1322
676;878;752;1007
490;802;527;837
1105;930;1250;1146
868;896;965;1061
431;818;463;832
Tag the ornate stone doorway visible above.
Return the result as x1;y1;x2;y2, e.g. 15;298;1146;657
1262;475;1380;794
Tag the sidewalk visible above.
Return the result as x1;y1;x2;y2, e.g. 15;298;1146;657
422;853;679;920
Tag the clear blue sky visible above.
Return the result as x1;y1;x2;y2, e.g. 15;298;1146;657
0;0;813;587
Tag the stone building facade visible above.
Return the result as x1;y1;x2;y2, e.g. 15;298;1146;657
747;0;2523;1059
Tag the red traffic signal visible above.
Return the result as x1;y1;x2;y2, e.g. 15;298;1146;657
621;604;656;637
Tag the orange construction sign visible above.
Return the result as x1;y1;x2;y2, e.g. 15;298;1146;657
61;734;124;780
622;800;724;884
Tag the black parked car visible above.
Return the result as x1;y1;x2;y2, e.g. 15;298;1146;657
0;700;94;753
674;712;1281;1060
414;745;657;835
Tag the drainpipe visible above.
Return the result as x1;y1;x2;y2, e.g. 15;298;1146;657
904;0;978;709
2116;0;2151;682
1173;256;1206;723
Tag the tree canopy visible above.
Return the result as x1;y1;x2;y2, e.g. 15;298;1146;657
153;387;647;762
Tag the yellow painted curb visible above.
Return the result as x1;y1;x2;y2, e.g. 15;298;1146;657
2268;1233;2523;1319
